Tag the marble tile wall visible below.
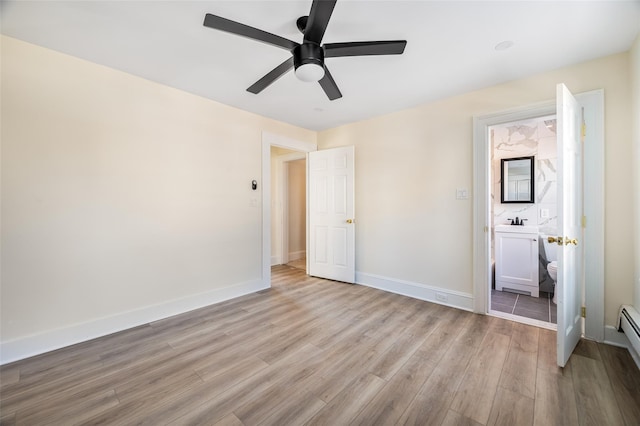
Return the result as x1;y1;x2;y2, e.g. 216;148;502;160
492;116;557;232
491;116;557;293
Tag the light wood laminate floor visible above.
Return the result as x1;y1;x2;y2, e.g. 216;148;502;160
1;265;639;425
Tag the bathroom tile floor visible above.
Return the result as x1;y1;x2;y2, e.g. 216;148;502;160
491;289;557;324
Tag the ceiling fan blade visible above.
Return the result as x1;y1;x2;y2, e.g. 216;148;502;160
318;65;342;101
303;0;337;44
324;40;407;58
204;13;299;51
247;57;295;94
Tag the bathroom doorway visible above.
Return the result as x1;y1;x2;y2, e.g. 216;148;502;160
489;115;558;330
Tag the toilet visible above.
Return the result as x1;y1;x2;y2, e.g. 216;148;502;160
542;234;558;304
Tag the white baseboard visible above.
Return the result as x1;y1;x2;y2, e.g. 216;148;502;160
356;271;474;312
604;325;640;370
271;255;281;266
0;278;266;365
288;250;306;261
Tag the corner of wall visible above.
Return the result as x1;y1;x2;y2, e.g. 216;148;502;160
631;34;640;309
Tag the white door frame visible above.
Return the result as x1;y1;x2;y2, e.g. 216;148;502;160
261;132;316;287
472;90;604;341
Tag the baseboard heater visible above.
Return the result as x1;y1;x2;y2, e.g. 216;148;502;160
618;305;640;356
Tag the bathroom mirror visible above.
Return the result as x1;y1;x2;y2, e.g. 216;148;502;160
501;156;534;203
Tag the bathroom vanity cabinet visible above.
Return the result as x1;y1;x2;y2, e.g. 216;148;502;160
495;225;539;297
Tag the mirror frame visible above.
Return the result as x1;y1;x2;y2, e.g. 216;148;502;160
500;156;535;203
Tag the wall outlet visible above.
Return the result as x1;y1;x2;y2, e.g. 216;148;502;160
540;208;549;218
436;292;448;302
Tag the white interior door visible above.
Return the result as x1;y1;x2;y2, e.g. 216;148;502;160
556;83;584;367
308;146;355;283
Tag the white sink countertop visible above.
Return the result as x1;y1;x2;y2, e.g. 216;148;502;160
495;224;539;234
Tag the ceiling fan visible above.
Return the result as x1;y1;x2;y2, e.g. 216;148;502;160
203;0;407;100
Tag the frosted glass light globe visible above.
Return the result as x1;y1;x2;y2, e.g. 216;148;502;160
295;63;325;82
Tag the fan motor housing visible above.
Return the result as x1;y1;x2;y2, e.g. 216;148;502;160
293;43;324;71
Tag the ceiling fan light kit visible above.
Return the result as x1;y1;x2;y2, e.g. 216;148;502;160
203;0;407;100
295;62;325;83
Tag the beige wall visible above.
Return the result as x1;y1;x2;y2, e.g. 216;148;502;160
318;52;634;327
0;36;315;355
2;33;638;361
632;34;640;308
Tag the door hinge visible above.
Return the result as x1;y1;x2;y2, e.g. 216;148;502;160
581;306;586;318
484;226;489;233
582;215;587;228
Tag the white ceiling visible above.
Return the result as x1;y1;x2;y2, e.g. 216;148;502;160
2;1;639;131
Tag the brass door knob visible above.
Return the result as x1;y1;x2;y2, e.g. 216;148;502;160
548;236;564;245
548;236;577;245
346;219;354;224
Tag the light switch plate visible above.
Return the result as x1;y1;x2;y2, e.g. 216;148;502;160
456;188;469;200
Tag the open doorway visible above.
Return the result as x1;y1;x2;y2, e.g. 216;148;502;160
260;132;315;287
489;115;558;330
270;146;306;270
